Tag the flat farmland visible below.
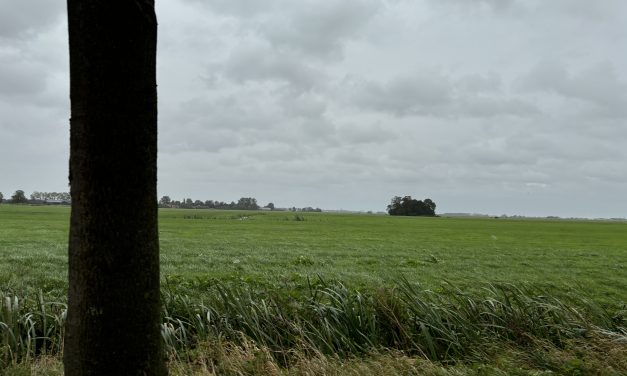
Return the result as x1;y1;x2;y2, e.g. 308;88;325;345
1;204;625;308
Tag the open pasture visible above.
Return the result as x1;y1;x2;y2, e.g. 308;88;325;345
1;204;625;307
1;204;627;374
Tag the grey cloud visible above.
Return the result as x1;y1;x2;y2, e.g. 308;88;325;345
0;0;64;39
457;73;502;93
428;0;519;13
183;94;280;130
0;60;47;97
0;16;68;109
160;129;243;154
455;97;538;118
330;147;388;180
337;122;397;145
519;60;627;118
349;73;451;116
0;23;67;102
375;113;626;192
202;145;340;185
347;73;538;118
458;137;538;167
0;99;68;195
579;160;627;184
294;118;338;143
189;0;381;60
539;0;627;22
279;92;328;119
159;89;339;156
259;0;380;59
223;43;323;92
333;148;369;165
182;0;281;18
159;93;281;154
237;142;301;163
450;121;627;188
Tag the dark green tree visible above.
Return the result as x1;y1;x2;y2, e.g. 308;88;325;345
11;190;27;203
388;196;403;214
387;195;436;216
237;197;259;210
0;192;3;203
424;198;436;213
64;0;165;374
159;195;171;206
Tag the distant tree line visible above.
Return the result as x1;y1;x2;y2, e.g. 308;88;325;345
387;196;436;216
288;206;322;212
158;195;323;212
159;196;261;210
0;189;324;212
31;191;71;202
0;190;71;204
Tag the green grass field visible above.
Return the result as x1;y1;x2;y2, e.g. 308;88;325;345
1;204;625;307
1;204;626;375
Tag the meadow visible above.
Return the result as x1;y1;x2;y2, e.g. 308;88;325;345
1;204;626;374
2;205;626;305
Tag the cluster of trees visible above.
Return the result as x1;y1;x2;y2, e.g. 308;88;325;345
0;190;27;203
0;190;323;213
290;206;322;212
30;191;71;202
12;190;27;203
0;190;71;204
158;196;323;212
159;196;262;210
387;196;436;216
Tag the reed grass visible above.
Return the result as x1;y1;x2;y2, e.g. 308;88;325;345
1;279;626;374
160;279;626;364
0;291;65;369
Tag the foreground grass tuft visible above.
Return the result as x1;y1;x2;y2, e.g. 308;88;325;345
0;292;65;370
160;279;626;365
1;280;626;374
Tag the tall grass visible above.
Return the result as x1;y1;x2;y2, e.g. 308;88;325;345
2;280;625;373
161;278;626;366
0;291;65;369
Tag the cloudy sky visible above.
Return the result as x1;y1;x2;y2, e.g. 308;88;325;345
1;0;626;218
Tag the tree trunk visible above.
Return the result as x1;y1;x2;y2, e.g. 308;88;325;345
64;1;165;374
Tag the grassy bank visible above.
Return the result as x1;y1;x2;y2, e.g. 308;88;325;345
1;280;626;374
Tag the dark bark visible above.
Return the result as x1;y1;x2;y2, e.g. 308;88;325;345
64;1;165;374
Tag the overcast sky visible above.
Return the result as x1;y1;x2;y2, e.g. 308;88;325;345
1;0;626;217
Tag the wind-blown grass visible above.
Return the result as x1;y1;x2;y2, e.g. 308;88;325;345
2;280;626;374
160;279;626;363
0;292;65;369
